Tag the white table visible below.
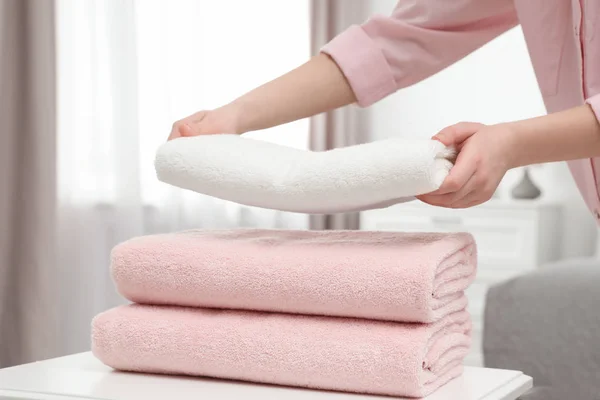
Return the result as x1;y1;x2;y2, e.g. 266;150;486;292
0;353;532;400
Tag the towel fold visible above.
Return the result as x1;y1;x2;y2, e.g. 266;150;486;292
154;135;455;214
111;229;476;323
92;304;471;398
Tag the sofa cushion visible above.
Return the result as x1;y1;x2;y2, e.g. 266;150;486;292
483;261;600;399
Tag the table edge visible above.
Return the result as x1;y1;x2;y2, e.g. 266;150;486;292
481;373;533;400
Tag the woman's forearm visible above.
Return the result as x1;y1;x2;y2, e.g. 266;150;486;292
221;53;356;134
508;104;600;168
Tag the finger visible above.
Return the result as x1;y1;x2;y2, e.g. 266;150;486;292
415;194;445;207
453;182;499;208
167;122;183;141
433;122;484;146
450;193;483;209
434;149;478;195
166;111;208;140
179;122;197;137
448;173;478;205
418;173;477;207
167;129;179;141
466;197;485;207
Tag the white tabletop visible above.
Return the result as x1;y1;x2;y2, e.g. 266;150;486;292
0;352;532;400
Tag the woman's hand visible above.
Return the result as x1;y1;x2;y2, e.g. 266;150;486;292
418;104;600;208
417;122;518;208
167;104;243;140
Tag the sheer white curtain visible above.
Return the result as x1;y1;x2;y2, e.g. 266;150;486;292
56;0;310;354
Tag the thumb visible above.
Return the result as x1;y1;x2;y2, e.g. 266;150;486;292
180;111;209;137
168;111;209;140
179;122;198;137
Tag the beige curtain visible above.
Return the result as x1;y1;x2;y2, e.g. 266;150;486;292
309;0;372;230
0;0;60;367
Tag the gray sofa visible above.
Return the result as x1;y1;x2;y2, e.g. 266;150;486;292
483;258;600;399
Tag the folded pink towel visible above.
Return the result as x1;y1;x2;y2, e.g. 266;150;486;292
111;229;476;323
92;304;471;398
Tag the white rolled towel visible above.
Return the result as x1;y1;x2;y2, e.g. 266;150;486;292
154;134;455;214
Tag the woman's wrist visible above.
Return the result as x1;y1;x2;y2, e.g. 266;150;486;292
503;120;531;169
488;122;523;170
228;97;265;134
211;102;246;134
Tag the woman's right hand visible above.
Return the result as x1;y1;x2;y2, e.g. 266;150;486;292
167;105;242;140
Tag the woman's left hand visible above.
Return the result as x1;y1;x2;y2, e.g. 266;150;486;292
417;121;518;208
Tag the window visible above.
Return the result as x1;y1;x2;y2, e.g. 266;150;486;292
57;0;310;210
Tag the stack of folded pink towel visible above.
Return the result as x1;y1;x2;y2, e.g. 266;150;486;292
92;229;476;398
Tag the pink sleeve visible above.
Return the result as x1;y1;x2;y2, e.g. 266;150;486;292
321;0;519;107
586;94;600;125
